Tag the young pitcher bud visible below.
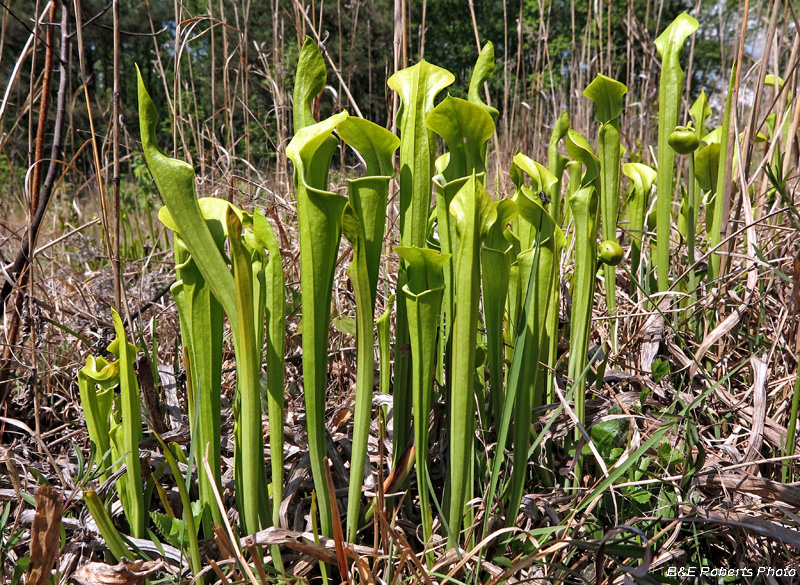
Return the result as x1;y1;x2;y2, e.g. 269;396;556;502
668;126;700;155
599;240;624;265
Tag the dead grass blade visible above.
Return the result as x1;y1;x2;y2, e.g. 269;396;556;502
695;470;800;507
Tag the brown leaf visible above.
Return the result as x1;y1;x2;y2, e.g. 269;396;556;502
71;559;165;585
26;486;64;585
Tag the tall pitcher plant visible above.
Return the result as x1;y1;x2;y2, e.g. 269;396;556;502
338;117;400;541
388;60;454;462
584;74;627;349
139;69;282;537
654;13;699;292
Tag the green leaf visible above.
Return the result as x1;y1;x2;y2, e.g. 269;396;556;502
446;174;496;545
623;162;657;280
338;118;398;542
567;185;599;440
137;67;237;321
590;419;629;457
109;309;145;539
338;117;400;178
226;207;271;535
689;90;712;138
566;129;600;188
651;358;670;383
396;245;447;566
388;60;454;463
332;315;357;338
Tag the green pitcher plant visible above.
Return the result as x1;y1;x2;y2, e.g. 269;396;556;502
139;69;276;537
584;73;627;350
654;13;699;292
287;111;349;538
395;245;448;565
79;309;146;539
388;60;454;464
338;116;400;542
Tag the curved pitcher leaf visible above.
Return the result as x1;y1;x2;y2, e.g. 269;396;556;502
566;185;599;442
689;90;712;138
388;61;455;251
227;206;271;535
708;65;736;283
293;36;328;132
468;42;500;121
584;74;627;124
388;61;454;462
446;173;497;546
585;74;627;331
507;192;561;521
548;110;570;223
512;153;558;252
137;68;237;321
252;208;286;532
395;245;448;565
482;198;518;425
339;117;398;542
566;129;601;189
287;112;349;538
654;13;699;291
109;309;146;539
377;295;395;397
78;356;118;484
338;116;400;178
623;162;657;283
